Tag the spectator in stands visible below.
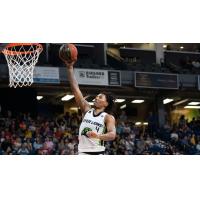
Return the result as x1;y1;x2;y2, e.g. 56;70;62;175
4;128;12;140
178;115;186;129
163;120;171;132
119;110;127;122
171;129;179;141
135;135;146;154
190;134;196;146
61;145;71;155
57;138;65;154
147;112;157;137
33;137;43;154
62;112;72;127
42;137;54;154
123;122;132;137
56;117;67;132
116;121;125;135
1;135;12;154
25;128;32;139
66;138;75;153
70;113;80;129
12;137;22;154
189;117;196;129
26;138;33;154
124;135;135;154
17;143;29;155
7;110;12;119
19;121;27;132
196;141;200;153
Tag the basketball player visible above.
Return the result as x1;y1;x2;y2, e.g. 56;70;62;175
62;60;116;155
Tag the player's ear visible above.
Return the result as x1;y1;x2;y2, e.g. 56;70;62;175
105;101;108;107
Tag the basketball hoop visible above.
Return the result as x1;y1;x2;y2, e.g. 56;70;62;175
2;43;43;88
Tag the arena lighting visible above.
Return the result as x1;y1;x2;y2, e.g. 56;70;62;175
36;96;43;100
184;106;200;109
173;99;189;106
115;99;125;103
131;100;144;103
180;46;184;49
188;102;200;106
120;104;126;109
135;122;142;125
163;98;174;104
143;122;148;125
70;107;78;111
61;95;74;101
163;44;167;48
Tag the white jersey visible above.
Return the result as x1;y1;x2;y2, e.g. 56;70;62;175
78;108;107;153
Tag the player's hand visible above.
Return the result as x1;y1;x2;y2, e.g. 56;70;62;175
86;131;99;139
59;52;76;69
64;60;76;69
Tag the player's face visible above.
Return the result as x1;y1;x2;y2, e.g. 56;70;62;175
94;93;108;109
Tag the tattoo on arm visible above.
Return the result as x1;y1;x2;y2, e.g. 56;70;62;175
107;126;116;133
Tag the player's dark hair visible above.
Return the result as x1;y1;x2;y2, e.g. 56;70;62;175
101;91;116;115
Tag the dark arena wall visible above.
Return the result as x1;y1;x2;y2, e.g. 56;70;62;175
0;88;37;117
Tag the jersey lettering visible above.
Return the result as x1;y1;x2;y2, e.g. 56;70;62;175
95;126;100;133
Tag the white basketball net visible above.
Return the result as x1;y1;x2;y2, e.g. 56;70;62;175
2;43;43;88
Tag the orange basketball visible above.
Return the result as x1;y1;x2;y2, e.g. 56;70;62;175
59;43;78;63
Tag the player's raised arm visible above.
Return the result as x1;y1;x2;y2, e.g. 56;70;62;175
59;44;90;114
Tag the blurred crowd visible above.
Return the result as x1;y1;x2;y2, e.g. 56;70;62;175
1;110;200;155
105;113;200;155
0;111;80;155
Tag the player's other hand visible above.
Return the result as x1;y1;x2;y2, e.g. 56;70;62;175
86;131;99;139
